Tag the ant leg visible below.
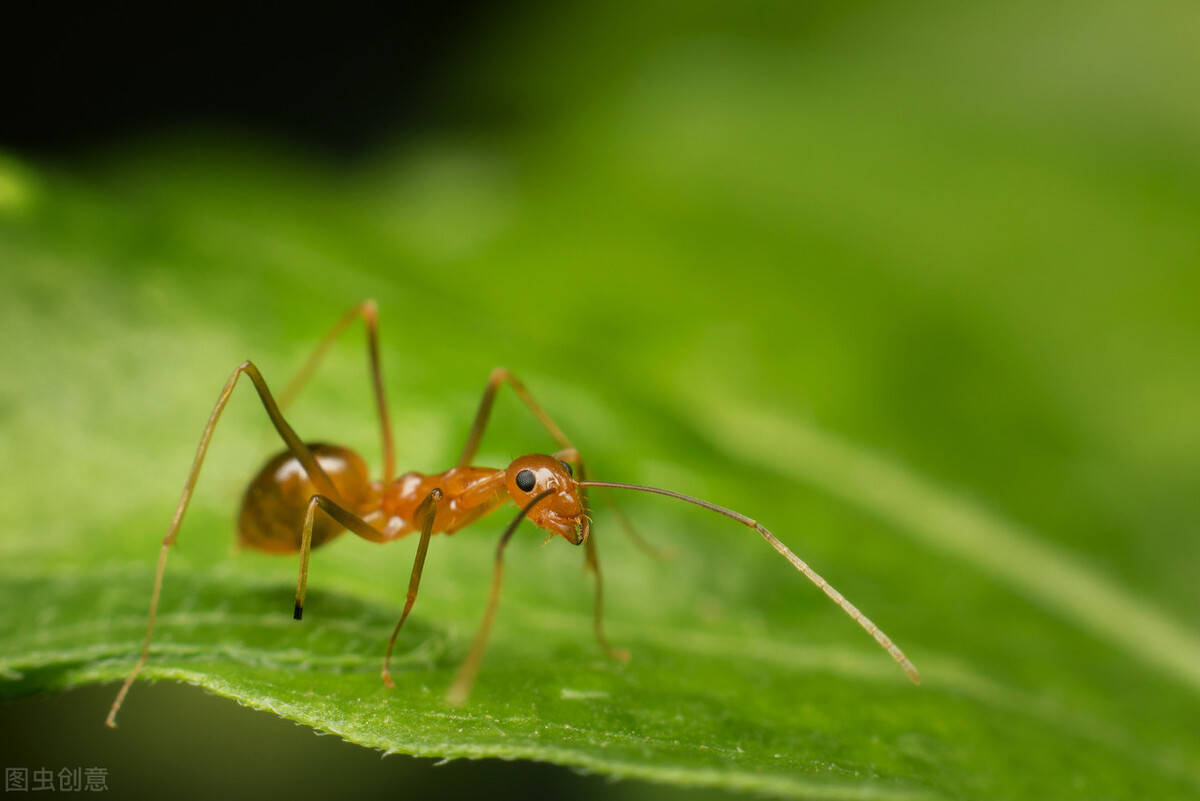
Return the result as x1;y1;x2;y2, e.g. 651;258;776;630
457;372;640;666
106;361;341;729
551;448;642;663
291;491;444;687
458;368;656;553
293;493;404;621
277;300;396;484
553;448;629;661
583;533;631;663
456;368;572;466
597;491;676;560
456;370;657;559
446;489;554;705
381;489;442;687
555;446;669;559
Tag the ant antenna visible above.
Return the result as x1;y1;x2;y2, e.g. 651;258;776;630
578;480;920;684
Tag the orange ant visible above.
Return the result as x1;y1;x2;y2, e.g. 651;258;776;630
105;301;919;728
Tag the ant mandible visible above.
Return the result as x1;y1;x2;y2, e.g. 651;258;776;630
106;301;919;727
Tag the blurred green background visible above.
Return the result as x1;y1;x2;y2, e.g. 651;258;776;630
2;1;1199;799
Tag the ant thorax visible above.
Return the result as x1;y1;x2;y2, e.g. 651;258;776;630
380;466;508;537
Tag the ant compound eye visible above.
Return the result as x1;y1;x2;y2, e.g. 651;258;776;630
515;469;537;492
560;460;573;477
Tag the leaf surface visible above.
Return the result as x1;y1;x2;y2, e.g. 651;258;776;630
2;3;1200;797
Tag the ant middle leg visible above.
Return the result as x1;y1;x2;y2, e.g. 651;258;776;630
282;488;444;687
276;300;396;484
381;489;442;687
292;493;402;621
107;360;344;728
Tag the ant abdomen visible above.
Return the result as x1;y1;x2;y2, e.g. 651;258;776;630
238;443;376;554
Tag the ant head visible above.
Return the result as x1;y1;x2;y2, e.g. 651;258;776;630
503;454;585;545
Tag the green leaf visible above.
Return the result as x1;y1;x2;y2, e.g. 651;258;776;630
2;3;1200;798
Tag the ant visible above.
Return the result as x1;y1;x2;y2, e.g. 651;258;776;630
106;301;919;728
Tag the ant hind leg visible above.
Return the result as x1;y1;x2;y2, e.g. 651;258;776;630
106;360;341;729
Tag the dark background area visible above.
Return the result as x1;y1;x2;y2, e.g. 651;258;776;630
3;684;733;801
1;5;501;157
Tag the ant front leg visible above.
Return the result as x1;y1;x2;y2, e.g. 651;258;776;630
583;535;632;663
107;361;343;728
555;448;629;663
447;489;554;705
